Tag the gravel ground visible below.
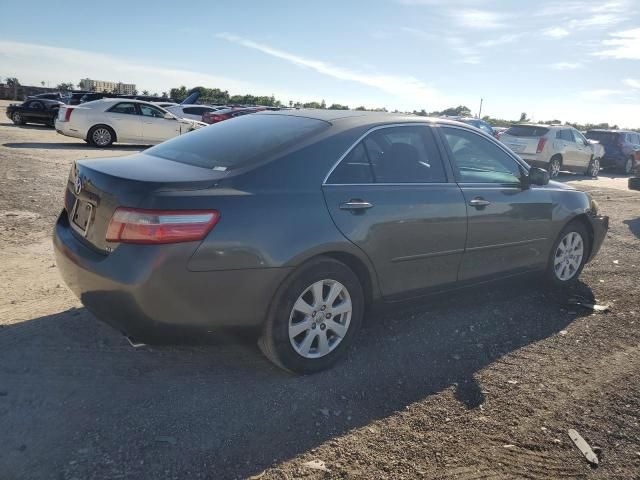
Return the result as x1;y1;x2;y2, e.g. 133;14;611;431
0;100;639;480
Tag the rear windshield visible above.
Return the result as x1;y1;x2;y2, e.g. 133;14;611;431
504;125;549;137
585;131;619;143
146;114;329;169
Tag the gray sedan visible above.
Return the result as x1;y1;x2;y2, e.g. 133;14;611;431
54;111;608;373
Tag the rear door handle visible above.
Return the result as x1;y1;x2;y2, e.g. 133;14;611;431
469;198;491;208
340;200;374;211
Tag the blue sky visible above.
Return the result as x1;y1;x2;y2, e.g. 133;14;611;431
1;0;639;126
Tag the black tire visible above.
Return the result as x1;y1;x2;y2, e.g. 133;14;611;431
629;177;640;191
545;220;590;289
12;112;25;125
547;155;561;178
585;156;599;177
88;125;115;148
259;257;364;374
618;156;634;175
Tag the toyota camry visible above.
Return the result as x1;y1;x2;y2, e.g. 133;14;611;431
54;110;608;373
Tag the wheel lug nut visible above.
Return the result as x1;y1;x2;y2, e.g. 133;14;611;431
312;311;316;317
321;305;326;311
325;313;331;319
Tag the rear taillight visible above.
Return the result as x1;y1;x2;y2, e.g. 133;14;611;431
106;208;219;244
536;137;547;153
64;107;74;122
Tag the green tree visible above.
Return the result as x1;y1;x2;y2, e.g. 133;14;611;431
56;82;74;91
328;103;349;110
41;81;45;87
142;90;150;95
519;112;529;122
355;106;367;111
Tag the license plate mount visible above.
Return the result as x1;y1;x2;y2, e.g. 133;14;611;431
71;199;93;235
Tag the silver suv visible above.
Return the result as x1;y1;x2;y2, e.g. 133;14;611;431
501;124;599;178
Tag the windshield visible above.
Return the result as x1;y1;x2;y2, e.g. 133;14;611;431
504;125;549;137
146;114;329;169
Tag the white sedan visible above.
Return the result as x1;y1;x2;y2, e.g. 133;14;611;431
55;99;206;147
164;104;226;121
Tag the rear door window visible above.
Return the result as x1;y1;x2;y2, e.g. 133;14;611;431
146;113;329;169
585;131;619;144
441;126;522;184
108;102;139;115
327;143;374;184
139;104;166;118
557;129;574;141
363;126;446;183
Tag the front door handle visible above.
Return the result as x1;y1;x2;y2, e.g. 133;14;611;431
340;200;374;211
469;197;491;208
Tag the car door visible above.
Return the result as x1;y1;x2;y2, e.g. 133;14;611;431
437;125;553;281
554;129;574;166
139;104;181;144
104;102;142;142
322;124;467;300
571;129;592;171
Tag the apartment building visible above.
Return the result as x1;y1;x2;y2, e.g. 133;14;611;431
79;78;136;95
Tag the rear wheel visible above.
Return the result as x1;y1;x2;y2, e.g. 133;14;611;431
619;156;635;175
585;157;599;177
547;156;561;178
88;125;115;148
546;221;590;288
12;112;24;125
259;257;364;374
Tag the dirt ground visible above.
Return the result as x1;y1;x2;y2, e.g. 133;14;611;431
0;99;639;480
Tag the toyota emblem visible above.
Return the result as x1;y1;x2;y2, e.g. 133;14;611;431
74;176;83;195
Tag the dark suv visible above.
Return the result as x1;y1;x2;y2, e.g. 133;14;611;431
585;130;640;174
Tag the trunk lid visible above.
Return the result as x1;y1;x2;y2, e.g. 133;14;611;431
64;153;227;252
501;126;550;155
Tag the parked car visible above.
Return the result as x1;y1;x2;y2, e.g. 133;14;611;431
450;117;496;137
500;124;599;178
55;98;206;147
27;92;63;101
201;106;264;124
7;98;63;127
585;130;640;175
53;112;608;373
165;104;226;121
66;91;92;105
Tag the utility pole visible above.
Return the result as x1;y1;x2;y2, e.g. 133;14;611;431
478;98;483;119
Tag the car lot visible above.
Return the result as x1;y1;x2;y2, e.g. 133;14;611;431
1;100;640;479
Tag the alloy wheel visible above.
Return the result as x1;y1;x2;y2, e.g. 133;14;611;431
590;159;600;177
288;279;352;359
92;128;112;146
549;158;560;178
625;158;633;174
554;231;584;281
12;112;21;124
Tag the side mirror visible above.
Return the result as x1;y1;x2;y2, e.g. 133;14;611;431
528;167;549;186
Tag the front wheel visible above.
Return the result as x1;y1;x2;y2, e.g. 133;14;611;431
546;221;590;288
12;112;24;125
547;156;561;178
259;257;364;374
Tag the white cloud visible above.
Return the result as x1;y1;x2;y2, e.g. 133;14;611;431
477;34;522;48
216;33;445;106
550;62;582;70
579;89;624;99
569;13;624;28
594;28;640;59
450;10;505;30
0;40;253;95
623;78;640;89
543;27;570;39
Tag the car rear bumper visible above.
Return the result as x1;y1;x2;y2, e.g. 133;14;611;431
586;214;608;263
53;212;291;340
599;154;626;168
54;120;84;139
